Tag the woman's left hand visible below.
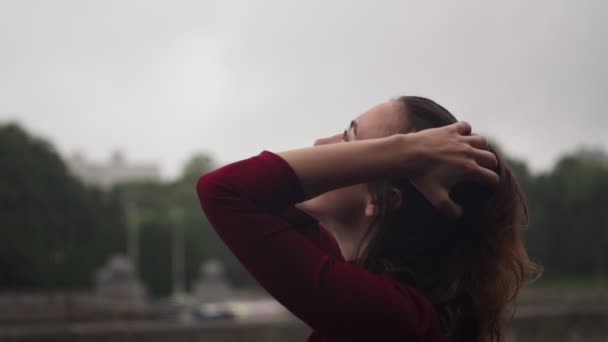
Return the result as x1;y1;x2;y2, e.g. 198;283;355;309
403;121;499;219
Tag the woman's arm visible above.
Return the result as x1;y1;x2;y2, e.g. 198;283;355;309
196;121;497;340
279;121;498;219
197;151;439;340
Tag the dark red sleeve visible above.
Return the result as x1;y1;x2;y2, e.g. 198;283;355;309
196;150;439;340
276;205;344;261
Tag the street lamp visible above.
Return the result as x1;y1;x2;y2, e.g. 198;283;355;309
169;207;185;298
126;200;140;275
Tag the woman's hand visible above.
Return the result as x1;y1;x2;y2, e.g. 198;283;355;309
404;121;499;219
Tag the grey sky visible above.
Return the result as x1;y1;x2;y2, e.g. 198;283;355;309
1;0;606;179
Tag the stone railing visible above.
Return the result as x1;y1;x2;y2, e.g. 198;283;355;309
0;289;607;342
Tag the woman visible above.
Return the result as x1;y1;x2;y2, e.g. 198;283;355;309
196;96;541;341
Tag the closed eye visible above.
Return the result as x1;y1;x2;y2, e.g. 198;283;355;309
342;129;349;142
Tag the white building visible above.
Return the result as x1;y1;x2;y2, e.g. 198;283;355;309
67;150;160;188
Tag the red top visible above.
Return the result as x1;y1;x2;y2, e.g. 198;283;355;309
196;150;447;341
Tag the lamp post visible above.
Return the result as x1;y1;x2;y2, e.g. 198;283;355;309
169;207;185;298
126;200;140;274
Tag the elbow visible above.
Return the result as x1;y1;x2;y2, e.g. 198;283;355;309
196;168;242;210
196;171;222;208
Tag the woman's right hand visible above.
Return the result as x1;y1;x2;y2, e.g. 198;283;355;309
403;121;500;219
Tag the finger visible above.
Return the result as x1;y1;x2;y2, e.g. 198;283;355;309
462;134;489;150
453;121;472;136
436;195;464;220
424;187;463;220
471;148;498;171
466;162;500;188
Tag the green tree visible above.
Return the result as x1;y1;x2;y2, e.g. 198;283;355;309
0;123;125;290
524;148;608;283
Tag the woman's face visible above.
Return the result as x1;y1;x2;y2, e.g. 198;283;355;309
297;100;407;223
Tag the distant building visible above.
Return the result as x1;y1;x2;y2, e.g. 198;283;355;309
574;147;608;165
67;150;160;188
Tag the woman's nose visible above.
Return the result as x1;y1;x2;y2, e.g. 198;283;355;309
314;133;342;146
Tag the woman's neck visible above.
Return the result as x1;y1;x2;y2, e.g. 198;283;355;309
320;216;374;262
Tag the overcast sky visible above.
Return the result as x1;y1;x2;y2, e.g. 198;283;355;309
1;0;606;179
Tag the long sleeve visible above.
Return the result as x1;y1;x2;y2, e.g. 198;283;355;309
196;150;442;341
276;205;344;262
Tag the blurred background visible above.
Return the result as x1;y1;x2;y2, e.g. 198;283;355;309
1;0;607;341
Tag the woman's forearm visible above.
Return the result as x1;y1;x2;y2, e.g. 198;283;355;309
277;134;415;199
277;122;498;218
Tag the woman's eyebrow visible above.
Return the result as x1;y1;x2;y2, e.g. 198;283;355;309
350;120;358;137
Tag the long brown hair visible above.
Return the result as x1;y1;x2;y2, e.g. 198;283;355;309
354;96;542;342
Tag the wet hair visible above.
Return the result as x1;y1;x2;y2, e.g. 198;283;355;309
353;96;542;342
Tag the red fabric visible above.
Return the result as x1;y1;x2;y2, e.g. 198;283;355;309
196;150;447;341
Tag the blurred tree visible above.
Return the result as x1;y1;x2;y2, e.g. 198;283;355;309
0;123;125;290
525;149;608;281
493;143;608;285
0;122;255;294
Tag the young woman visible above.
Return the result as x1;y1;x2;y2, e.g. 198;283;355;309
196;96;541;341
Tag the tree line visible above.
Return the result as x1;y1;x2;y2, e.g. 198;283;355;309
1;122;606;295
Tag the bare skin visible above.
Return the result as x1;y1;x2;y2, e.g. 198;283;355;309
282;101;497;260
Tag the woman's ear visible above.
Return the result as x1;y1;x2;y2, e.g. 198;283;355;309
364;193;376;217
